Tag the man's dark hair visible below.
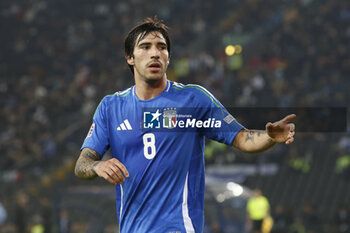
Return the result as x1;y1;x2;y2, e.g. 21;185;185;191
124;17;171;74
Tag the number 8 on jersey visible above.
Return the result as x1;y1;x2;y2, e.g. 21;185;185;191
143;133;156;159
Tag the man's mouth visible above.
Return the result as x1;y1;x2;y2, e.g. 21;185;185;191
148;62;161;72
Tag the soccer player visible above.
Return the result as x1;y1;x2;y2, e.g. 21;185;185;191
74;17;296;233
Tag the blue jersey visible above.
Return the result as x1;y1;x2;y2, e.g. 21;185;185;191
81;80;244;233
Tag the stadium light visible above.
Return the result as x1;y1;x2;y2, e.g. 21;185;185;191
234;45;242;54
216;193;225;203
226;182;243;197
225;45;236;56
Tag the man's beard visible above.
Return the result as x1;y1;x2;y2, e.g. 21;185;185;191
144;74;164;85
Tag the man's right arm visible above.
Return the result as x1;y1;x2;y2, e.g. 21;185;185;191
75;148;129;185
74;148;101;179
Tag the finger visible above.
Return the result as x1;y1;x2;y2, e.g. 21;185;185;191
113;168;126;183
286;138;294;145
288;123;295;132
282;114;296;123
105;169;119;184
111;159;129;178
285;137;294;144
288;131;295;137
108;167;125;184
103;172;118;185
111;163;125;178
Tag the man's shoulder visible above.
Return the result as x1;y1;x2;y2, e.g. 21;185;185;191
101;87;133;102
113;87;133;98
171;82;211;97
95;87;133;115
171;82;220;107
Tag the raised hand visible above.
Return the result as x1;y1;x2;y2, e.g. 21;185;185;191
266;114;296;144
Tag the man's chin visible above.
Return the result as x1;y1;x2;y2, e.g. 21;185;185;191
145;74;164;84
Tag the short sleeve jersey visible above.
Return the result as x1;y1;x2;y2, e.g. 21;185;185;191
81;81;244;233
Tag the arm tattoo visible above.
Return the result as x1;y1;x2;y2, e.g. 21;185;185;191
75;149;101;179
245;130;266;143
245;131;255;143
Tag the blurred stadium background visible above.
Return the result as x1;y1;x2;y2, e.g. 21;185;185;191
1;0;350;232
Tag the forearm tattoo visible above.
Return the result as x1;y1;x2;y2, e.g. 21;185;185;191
245;130;266;144
75;149;100;179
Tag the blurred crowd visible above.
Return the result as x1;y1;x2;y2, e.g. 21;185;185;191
1;0;349;232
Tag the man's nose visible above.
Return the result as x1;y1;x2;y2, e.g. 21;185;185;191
150;46;160;59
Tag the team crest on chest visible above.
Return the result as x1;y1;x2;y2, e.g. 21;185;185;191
163;108;177;129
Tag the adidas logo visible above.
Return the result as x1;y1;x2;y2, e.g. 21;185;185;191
117;119;132;131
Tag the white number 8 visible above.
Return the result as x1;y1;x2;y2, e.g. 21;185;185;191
143;133;156;159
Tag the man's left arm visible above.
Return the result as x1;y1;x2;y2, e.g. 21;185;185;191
232;114;296;153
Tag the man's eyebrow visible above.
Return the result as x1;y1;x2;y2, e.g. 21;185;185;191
137;42;151;46
157;42;167;47
137;42;167;47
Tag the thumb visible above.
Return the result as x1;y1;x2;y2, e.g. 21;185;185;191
266;122;273;131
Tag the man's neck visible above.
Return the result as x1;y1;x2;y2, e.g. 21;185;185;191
134;75;168;100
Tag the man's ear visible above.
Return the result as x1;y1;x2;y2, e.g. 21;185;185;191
126;55;134;66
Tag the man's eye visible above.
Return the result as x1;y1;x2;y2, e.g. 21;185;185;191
159;46;167;50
